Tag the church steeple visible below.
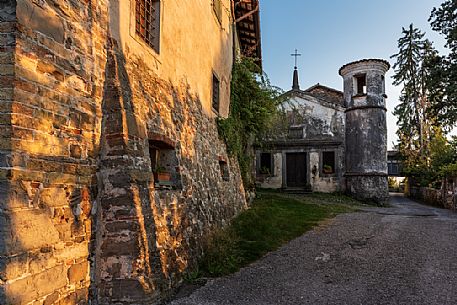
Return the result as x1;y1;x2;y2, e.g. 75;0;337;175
292;66;300;91
290;49;301;91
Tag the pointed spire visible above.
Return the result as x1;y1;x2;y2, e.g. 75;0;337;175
292;66;300;90
290;49;302;91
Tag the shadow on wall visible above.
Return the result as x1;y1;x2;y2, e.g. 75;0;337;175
0;0;246;303
93;2;246;304
0;1;101;304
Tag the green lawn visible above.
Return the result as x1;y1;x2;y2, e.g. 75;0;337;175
190;191;361;279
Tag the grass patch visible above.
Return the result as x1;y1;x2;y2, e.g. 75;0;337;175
192;191;360;279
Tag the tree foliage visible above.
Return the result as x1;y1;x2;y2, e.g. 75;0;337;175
428;0;457;127
391;16;457;186
391;24;438;168
217;58;282;189
405;131;457;187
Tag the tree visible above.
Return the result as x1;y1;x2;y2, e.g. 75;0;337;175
429;0;457;128
217;58;282;189
391;24;437;167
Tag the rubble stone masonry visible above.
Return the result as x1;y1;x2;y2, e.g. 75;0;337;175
0;0;247;304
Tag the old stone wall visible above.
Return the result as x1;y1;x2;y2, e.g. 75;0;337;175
0;0;247;304
409;177;457;211
1;0;108;303
95;41;246;304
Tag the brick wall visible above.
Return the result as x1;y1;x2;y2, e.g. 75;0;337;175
0;1;247;304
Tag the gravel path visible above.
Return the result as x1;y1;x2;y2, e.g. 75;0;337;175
170;194;457;305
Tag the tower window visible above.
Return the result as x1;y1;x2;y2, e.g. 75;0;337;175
322;151;335;174
135;0;160;53
212;73;220;113
354;74;367;95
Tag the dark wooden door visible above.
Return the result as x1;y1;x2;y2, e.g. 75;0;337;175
286;153;307;187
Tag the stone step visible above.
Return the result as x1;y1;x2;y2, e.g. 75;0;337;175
282;187;313;194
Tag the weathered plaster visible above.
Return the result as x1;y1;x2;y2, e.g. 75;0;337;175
0;0;246;304
340;59;390;204
256;152;282;189
112;0;233;117
256;85;345;192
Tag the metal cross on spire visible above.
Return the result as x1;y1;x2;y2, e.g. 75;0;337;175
291;49;302;68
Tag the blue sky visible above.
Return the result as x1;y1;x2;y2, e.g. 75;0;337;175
260;0;447;149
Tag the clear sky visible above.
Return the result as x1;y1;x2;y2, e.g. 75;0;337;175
259;0;448;149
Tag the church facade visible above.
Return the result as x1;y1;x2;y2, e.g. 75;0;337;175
256;59;390;203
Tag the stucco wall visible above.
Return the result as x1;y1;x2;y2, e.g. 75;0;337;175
256;152;282;189
280;94;345;142
112;0;233;117
257;91;345;192
309;149;344;193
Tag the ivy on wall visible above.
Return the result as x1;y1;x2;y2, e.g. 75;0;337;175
217;58;282;189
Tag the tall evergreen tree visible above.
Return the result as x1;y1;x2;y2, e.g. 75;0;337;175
391;24;437;166
429;0;457;128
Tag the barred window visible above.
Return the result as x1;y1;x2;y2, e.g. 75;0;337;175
135;0;160;52
212;73;220;113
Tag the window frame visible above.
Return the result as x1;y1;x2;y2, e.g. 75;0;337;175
219;159;230;181
135;0;161;53
353;73;367;96
288;127;304;139
148;137;181;190
321;151;336;176
259;152;273;176
212;72;221;114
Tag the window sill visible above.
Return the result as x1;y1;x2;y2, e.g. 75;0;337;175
353;94;367;98
320;173;337;177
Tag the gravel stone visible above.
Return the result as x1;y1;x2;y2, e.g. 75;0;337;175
171;194;457;305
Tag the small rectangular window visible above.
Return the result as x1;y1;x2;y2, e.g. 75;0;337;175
322;151;335;174
212;73;220;113
219;160;230;181
213;0;223;24
288;127;303;139
259;153;272;175
388;162;399;175
135;0;160;53
149;138;181;189
355;74;366;95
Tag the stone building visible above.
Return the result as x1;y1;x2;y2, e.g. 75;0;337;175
256;59;390;202
0;0;260;304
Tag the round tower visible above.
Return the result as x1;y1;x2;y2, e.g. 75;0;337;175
339;59;390;204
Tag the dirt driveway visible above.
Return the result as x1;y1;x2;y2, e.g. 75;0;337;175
171;194;457;305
